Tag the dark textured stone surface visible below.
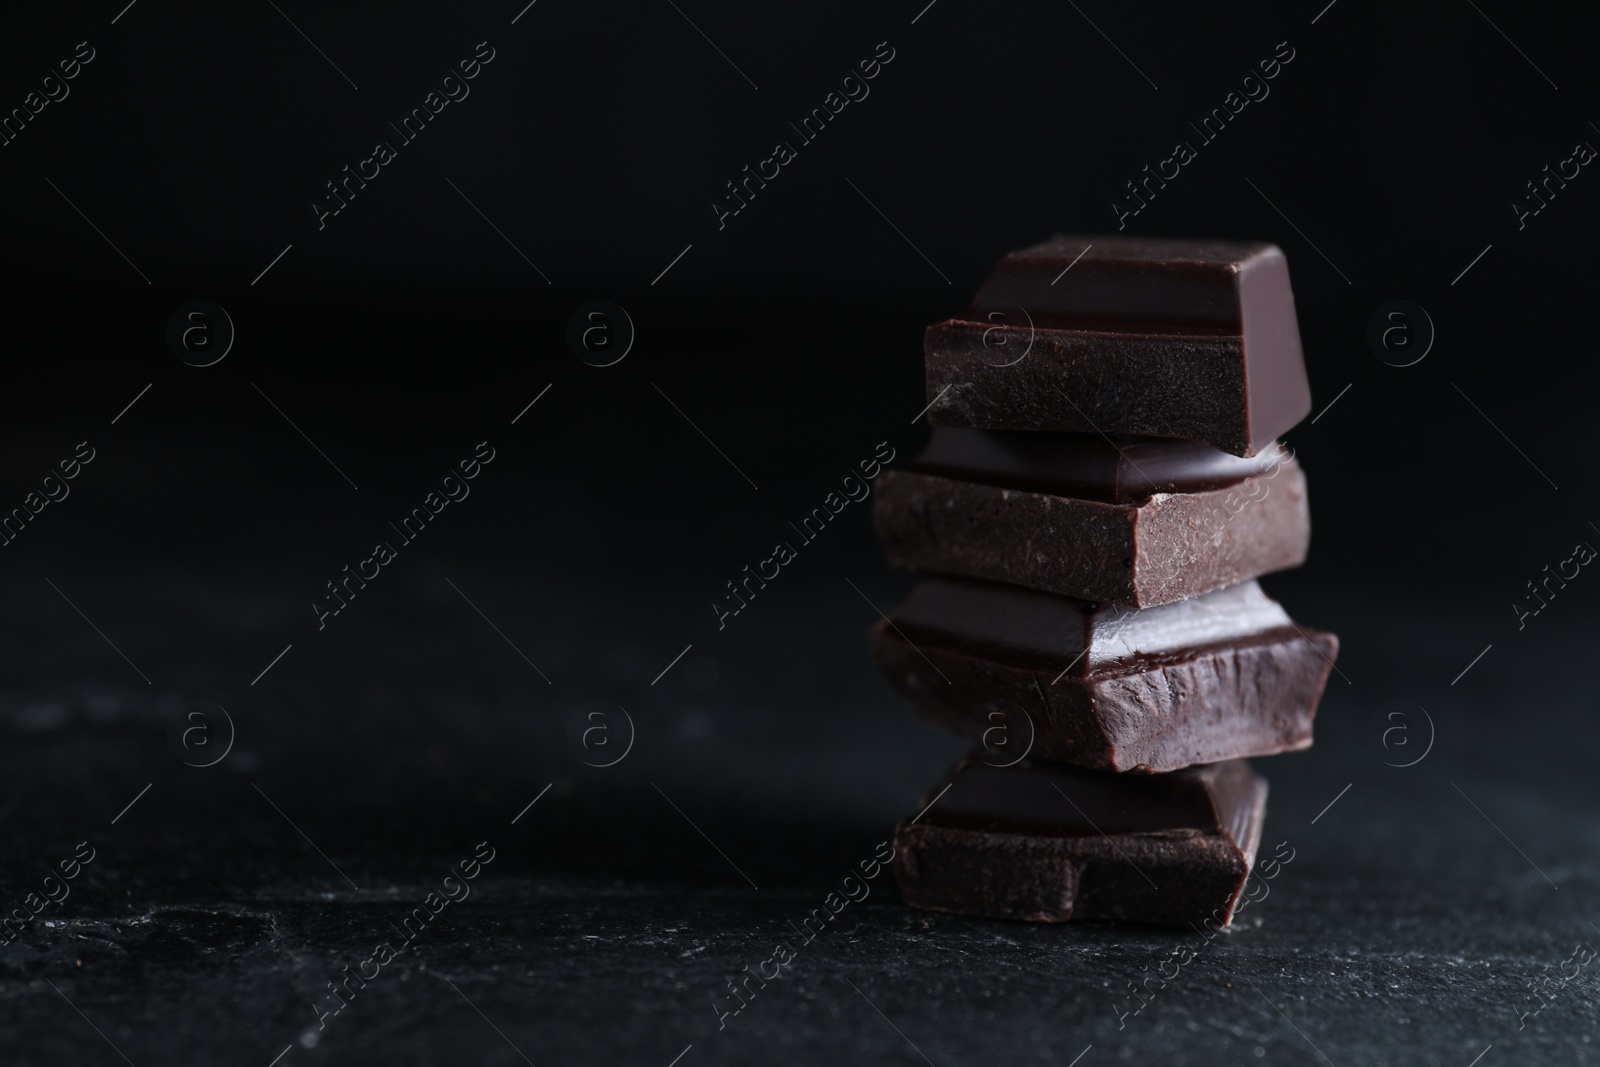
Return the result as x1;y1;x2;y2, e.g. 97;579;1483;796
3;560;1599;1066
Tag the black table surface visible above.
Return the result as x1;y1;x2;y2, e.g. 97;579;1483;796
2;548;1594;1067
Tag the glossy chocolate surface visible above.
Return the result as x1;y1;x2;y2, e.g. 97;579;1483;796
888;577;1291;673
912;428;1290;505
921;756;1258;839
966;235;1284;331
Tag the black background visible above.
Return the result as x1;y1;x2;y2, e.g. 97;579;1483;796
2;0;1598;1064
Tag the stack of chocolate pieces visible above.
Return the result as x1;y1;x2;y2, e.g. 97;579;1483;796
871;235;1339;927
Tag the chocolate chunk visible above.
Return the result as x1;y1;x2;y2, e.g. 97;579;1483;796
870;578;1337;773
911;427;1286;504
922;235;1311;456
894;756;1266;925
875;433;1308;607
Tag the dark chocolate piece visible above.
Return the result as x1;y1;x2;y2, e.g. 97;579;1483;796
922;235;1311;456
893;756;1266;925
870;578;1337;773
911;428;1284;505
876;435;1308;608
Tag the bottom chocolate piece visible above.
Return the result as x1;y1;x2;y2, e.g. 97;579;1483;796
894;756;1265;926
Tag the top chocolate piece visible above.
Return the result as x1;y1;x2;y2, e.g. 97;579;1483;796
924;235;1312;456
